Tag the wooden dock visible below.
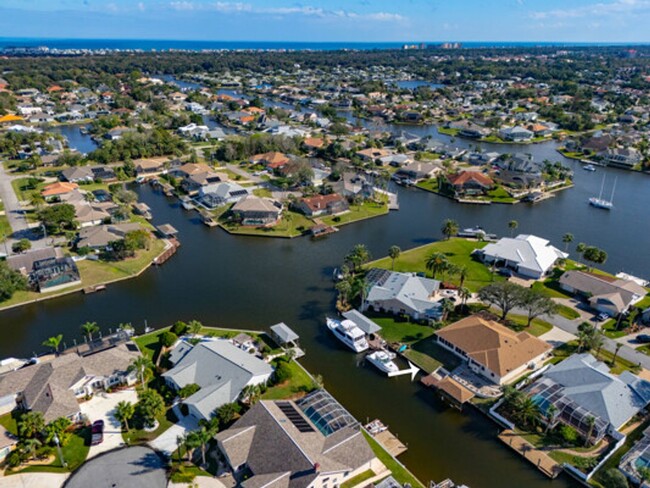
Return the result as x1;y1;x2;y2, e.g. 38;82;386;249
498;430;563;479
374;430;408;457
153;238;180;266
83;284;107;294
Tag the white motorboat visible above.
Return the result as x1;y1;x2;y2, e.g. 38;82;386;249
366;350;399;374
326;317;369;353
583;164;596;171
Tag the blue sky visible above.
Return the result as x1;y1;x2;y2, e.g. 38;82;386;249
0;0;649;42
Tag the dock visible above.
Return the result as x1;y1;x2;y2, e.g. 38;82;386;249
455;198;491;205
364;420;408;457
153;238;180;266
83;284;107;294
498;430;562;479
310;222;339;239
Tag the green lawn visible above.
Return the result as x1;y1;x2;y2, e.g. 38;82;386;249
415;178;440;193
552;341;640;375
0;411;18;435
485;186;517;204
262;360;315;400
11;177;46;202
0;202;11;239
0;239;166;311
601;319;627;339
555;304;580;320
220;210;313;238
368;238;501;292
364;314;435;344
8;427;90;474
320;201;389;227
404;340;462;374
635;294;650;310
361;431;425;488
437;127;460;136
503;314;554;337
122;408;176;444
341;469;376;488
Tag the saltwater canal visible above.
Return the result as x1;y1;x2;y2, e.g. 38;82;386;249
1;135;649;485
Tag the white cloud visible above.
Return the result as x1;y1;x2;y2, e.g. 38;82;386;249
168;1;404;22
531;0;650;20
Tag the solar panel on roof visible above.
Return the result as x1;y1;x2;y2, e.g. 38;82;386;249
277;402;315;433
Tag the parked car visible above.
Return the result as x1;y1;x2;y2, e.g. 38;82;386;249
91;420;105;446
637;335;650;344
497;267;513;277
596;312;610;322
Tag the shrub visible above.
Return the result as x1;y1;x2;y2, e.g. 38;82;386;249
171;321;189;336
159;331;178;348
273;361;292;385
558;424;579;445
178;383;200;399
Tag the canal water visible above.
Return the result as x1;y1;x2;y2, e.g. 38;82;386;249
3;76;649;486
49;124;98;155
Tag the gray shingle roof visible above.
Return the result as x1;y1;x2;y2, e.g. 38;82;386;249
270;323;299;344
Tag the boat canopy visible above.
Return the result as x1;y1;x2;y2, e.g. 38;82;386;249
342;309;381;335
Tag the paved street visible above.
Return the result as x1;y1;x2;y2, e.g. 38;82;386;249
0;163;30;236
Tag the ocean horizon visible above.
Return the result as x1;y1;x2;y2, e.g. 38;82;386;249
0;37;648;52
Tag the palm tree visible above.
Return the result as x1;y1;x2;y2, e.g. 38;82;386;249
345;244;371;272
188;320;203;336
457;265;468;287
612;343;623;366
575;242;587;265
585;416;596;447
29;191;45;210
441;219;459;240
80;321;100;342
517;397;541;430
425;252;448;280
562;233;574;253
184;431;201;463
459;287;471;310
193;427;214;467
594;331;605;359
544;404;558;435
42;334;63;354
128;356;154;389
21;438;42;460
441;299;455;321
388;245;401;271
115;401;135;432
18;411;45;439
508;220;519;237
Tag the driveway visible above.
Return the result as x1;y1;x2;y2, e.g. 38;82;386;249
539;327;577;348
79;388;138;458
149;405;198;457
0;473;68;488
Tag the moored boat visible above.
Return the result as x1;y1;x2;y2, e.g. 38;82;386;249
366;350;399;374
326;317;369;353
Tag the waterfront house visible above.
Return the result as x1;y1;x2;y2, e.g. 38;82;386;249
598;147;641;168
61;166;94;183
449;120;489;138
31;256;82;293
76;223;145;250
135;158;168;177
477;234;567;279
559;270;647;316
198;182;250;209
294;194;348;217
7;247;63;275
361;268;443;321
181;170;228;195
525;354;650;442
162;339;273;421
0;342;140;423
394;161;440;182
619;426;650;485
231;195;283;226
435;315;551;385
499;126;534;142
214;389;379;487
443;171;494;197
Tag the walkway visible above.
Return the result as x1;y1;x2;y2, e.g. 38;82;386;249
0;472;68;488
149;405;199;457
498;430;562;479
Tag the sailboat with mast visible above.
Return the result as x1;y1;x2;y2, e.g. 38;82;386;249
589;174;616;210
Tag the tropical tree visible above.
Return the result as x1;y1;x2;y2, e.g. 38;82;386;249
335;279;353;309
136;389;165;428
388;245;401;271
425;252;448;280
516;396;541;430
80;321;100;341
519;289;558;327
562;233;574;253
188;320;203;335
508;220;518;237
441;219;459;240
44;417;72;446
184;430;201;463
477;282;525;320
457;265;468;288
191;426;214;467
241;384;263;405
583;246;608;270
128;356;154;389
612;343;623;366
115;401;135;431
20;438;42;460
577;322;599;352
458;287;472;309
584;416;596;446
440;299;455;321
344;244;371;272
575;242;587;265
599;469;629;488
215;402;241;428
42;334;63;354
544;404;559;435
18;411;45;439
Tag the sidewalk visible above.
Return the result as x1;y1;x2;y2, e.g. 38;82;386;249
0;472;68;488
